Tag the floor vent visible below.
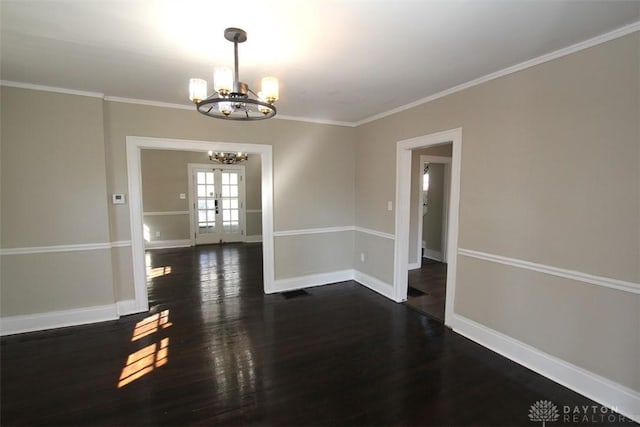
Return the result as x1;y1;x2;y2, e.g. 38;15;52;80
407;287;427;297
281;289;310;299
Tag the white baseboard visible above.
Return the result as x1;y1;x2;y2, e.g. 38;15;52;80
116;299;145;316
423;248;442;261
451;314;640;424
245;235;262;243
1;304;119;336
408;262;421;270
271;270;354;293
353;270;395;301
145;239;191;250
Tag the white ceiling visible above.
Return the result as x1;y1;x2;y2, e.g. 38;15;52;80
1;0;639;125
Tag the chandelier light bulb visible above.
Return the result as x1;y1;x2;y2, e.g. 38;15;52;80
218;101;232;116
261;77;279;103
189;78;207;103
214;67;233;96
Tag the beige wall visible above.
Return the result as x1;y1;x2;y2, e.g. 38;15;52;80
1;88;115;315
355;33;640;390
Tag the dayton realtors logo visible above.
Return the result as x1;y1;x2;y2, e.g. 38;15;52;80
528;400;635;425
529;400;559;427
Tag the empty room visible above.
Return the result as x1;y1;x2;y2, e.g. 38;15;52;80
1;1;639;425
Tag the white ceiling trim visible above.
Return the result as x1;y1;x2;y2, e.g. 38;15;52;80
354;21;640;127
0;80;104;98
103;96;193;111
2;21;638;128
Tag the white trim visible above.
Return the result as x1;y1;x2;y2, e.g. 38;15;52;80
272;225;396;240
353;270;395;300
246;209;262;214
1;241;133;255
143;211;189;216
0;304;119;336
355;22;640;126
145;239;191;250
416;155;452;267
458;248;640;295
423;249;443;262
116;299;143;316
271;270;353;293
126;136;275;303
394;128;462;327
273;226;353;237
0;80;104;98
104;96;193;111
1;242;111;255
353;226;395;240
245;235;263;243
450;314;640;424
274;114;354;128
407;262;421;270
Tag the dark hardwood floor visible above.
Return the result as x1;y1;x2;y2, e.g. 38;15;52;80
406;258;447;322
1;243;633;426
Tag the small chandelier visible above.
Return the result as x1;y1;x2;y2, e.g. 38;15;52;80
208;150;248;164
189;28;279;121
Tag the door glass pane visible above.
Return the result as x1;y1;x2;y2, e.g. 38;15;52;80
197;185;206;197
230;200;238;209
197;172;206;184
207;200;215;209
198;200;206;209
230;186;238;197
222;173;229;185
229;174;237;185
222;199;230;209
222;186;230;197
206;172;214;185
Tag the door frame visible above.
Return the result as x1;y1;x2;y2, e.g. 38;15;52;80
187;163;247;246
416;155;451;265
393;128;461;327
126;136;275;313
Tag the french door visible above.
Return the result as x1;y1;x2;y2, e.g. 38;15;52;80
190;164;245;245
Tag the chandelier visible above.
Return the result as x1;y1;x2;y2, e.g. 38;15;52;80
208;150;248;164
189;28;279;121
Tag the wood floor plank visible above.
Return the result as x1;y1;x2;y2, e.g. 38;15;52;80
1;243;634;426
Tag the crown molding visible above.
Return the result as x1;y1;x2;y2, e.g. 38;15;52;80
354;21;640;126
103;96;193;111
0;80;105;98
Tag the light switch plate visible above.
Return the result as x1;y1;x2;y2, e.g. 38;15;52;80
387;201;393;211
179;193;186;199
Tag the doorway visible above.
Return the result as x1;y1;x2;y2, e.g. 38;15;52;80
189;164;246;245
126;136;275;314
405;154;451;321
393;128;461;327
